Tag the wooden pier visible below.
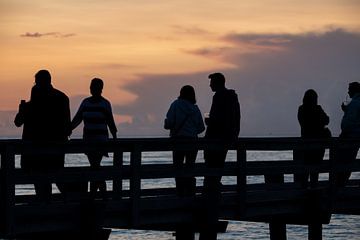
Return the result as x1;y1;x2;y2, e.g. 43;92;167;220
0;137;359;239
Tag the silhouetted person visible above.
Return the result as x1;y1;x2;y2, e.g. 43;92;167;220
297;89;331;188
71;78;117;199
336;82;360;186
200;72;240;240
164;85;205;240
14;69;71;202
165;85;205;197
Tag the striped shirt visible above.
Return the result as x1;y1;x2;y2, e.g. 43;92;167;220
72;96;117;141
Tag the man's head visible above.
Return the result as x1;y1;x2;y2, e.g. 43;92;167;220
348;82;360;98
208;72;225;92
35;70;52;89
90;78;104;97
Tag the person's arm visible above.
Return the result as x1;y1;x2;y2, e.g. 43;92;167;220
234;95;241;137
319;106;330;126
71;101;85;131
105;101;117;139
14;102;27;127
64;97;72;137
297;106;304;126
164;101;176;130
195;106;205;134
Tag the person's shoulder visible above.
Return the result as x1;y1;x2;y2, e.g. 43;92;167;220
53;88;69;100
316;104;325;111
100;96;111;104
225;89;239;102
171;98;182;106
227;88;237;96
353;95;360;104
82;96;92;103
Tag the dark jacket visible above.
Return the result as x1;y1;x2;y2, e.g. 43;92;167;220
15;86;71;142
298;104;329;138
205;88;241;140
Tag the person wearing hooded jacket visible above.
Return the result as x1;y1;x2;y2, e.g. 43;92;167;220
164;85;205;197
164;85;204;240
200;72;240;240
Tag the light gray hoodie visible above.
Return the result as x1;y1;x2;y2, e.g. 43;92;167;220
164;98;205;137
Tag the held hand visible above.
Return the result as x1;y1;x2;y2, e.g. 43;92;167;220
112;133;117;139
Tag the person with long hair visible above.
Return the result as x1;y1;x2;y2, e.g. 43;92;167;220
165;85;205;197
164;85;205;240
298;89;331;187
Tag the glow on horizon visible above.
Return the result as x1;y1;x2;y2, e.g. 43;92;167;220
1;0;360;112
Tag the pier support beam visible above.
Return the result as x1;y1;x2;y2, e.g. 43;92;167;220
309;223;322;240
269;223;287;240
265;174;287;240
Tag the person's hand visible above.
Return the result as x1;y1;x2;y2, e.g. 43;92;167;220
19;100;26;112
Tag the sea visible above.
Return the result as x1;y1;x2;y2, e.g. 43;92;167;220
13;150;360;240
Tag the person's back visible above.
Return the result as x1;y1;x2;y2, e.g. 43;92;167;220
165;98;205;138
298;89;330;138
297;89;330;187
14;69;71;201
30;87;70;141
341;91;360;138
298;105;329;137
205;88;240;140
71;78;117;198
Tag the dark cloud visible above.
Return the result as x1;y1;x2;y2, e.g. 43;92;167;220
113;72;209;136
20;32;76;38
183;47;233;58
115;28;360;137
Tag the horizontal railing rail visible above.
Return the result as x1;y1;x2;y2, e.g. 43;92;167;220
0;137;359;237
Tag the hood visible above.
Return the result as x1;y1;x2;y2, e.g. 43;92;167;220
175;99;198;115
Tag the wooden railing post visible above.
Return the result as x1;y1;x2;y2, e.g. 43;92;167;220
236;146;247;215
265;161;286;240
328;143;338;210
130;147;142;227
113;150;123;200
1;145;16;236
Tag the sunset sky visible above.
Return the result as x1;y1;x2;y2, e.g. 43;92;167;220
1;0;360;137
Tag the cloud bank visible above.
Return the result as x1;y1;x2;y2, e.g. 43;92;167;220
4;28;360;138
114;28;360;137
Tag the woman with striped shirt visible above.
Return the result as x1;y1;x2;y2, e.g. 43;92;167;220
71;78;117;198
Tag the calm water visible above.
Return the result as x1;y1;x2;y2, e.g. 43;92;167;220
14;150;360;240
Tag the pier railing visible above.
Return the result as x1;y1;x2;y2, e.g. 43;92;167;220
0;137;360;238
